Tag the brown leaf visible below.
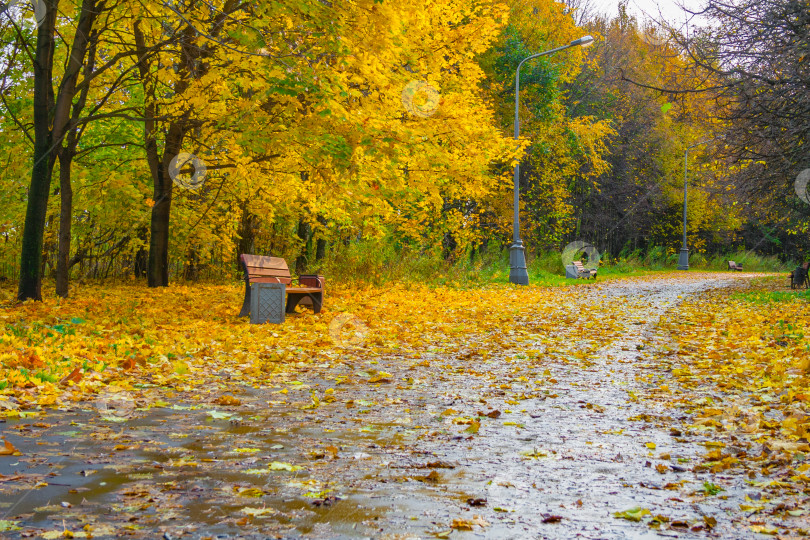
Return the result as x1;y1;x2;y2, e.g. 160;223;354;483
0;474;24;482
418;470;440;483
485;410;501;419
60;366;82;385
0;438;20;456
542;515;563;523
15;350;44;369
311;495;340;507
426;460;455;469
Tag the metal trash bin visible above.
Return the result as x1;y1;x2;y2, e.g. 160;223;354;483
250;283;286;324
565;264;579;279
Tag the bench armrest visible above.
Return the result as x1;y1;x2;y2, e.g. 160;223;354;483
299;274;325;289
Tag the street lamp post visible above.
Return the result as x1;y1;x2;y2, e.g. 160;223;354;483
510;35;594;285
678;138;715;270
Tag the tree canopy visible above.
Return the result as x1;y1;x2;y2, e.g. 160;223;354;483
1;0;808;297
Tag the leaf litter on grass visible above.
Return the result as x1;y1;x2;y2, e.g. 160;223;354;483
639;276;810;537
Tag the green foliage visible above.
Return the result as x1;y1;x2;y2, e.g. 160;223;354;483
33;371;59;384
732;291;810;304
488;25;559;118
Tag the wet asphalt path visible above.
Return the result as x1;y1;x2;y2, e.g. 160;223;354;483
0;275;764;539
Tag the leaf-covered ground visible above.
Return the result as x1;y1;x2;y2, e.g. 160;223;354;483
0;274;808;538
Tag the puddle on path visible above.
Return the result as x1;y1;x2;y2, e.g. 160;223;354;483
1;275;770;538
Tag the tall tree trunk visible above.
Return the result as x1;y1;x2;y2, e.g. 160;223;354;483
236;201;257;262
18;148;55;301
55;28;97;298
147;189;172;286
55;152;73;296
295;219;311;274
183;247;200;281
134;226;148;278
146;125;184;287
442;232;457;261
315;216;327;261
316;238;327;261
18;1;58;301
134;21;194;288
17;0;99;300
134;248;148;278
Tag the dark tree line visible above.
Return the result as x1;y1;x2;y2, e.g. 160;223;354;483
680;0;810;257
688;0;809;190
557;0;810;261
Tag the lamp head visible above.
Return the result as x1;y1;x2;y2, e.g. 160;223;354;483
570;35;595;48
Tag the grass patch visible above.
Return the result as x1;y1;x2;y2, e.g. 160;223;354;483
2;242;795;291
32;370;59;384
315;242;757;288
731;290;810;304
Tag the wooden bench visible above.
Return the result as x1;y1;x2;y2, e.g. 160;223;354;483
238;254;324;317
572;260;597;279
727;260;743;271
790;262;809;289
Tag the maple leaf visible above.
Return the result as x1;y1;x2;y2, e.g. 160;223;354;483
59;367;82;385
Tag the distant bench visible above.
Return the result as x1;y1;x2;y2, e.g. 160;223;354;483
238;254;324;317
727;260;743;271
567;260;597;280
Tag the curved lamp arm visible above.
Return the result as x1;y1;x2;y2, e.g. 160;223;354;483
514;36;594;139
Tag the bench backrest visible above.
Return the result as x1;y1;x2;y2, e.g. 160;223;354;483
240;254;292;284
